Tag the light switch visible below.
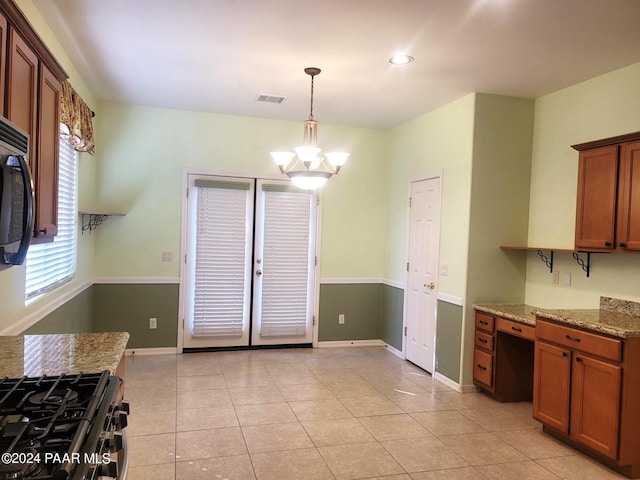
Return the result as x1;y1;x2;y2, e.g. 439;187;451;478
561;272;571;286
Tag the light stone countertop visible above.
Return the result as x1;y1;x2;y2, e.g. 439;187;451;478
0;332;129;378
474;297;640;339
473;304;538;327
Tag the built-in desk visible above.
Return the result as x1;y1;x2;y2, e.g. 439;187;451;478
473;304;537;402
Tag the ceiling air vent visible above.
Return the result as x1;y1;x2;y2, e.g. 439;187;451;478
256;94;286;104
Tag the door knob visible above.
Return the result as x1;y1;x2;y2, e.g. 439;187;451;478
424;282;435;289
256;270;262;276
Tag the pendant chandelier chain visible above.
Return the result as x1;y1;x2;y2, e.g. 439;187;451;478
309;73;315;121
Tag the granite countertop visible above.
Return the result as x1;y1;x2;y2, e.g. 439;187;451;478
474;297;640;339
473;304;538;327
0;332;129;378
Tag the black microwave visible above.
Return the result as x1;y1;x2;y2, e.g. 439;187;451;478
0;116;34;267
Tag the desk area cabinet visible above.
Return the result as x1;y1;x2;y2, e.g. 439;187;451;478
473;307;535;403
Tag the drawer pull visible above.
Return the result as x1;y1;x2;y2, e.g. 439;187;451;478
565;334;581;343
477;364;487;371
478;338;488;344
479;320;489;326
511;326;523;333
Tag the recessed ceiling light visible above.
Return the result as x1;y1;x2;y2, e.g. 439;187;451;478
389;54;414;65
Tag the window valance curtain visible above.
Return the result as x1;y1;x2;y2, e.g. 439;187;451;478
60;80;95;155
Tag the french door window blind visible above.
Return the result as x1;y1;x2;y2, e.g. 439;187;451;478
257;184;312;337
25;131;77;299
192;179;252;337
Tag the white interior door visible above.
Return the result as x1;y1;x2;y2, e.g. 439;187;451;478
252;180;317;345
405;176;442;373
183;175;317;349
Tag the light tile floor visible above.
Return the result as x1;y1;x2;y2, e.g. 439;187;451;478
124;347;629;480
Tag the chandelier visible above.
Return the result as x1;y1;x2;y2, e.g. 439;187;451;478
270;67;349;190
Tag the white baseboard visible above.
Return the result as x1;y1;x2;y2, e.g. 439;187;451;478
433;372;478;393
317;339;386;348
125;347;178;356
385;343;404;358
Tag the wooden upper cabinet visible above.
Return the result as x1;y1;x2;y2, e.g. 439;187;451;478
617;141;640;251
573;132;640;252
6;26;37;166
575;145;619;250
35;64;61;240
0;0;68;243
0;13;7;114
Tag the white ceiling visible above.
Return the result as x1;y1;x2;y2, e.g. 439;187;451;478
34;0;640;130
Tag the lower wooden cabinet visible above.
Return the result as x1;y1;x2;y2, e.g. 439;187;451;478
534;337;621;459
534;318;640;478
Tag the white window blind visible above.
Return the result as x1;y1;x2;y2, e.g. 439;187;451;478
25;131;78;299
192;180;252;337
258;186;312;337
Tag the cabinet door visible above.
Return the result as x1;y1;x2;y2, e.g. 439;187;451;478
6;27;38;170
34;63;61;241
617;141;640;251
0;13;7;115
570;354;621;459
575;145;619;250
533;341;571;433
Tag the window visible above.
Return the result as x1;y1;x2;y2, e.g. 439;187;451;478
25;128;78;299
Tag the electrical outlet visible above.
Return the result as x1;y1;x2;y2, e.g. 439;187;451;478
338;314;345;325
561;272;571;286
552;271;559;284
162;250;173;262
440;264;448;276
149;317;157;329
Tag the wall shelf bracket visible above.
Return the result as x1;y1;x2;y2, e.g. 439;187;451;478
536;249;554;273
572;251;592;277
79;211;124;234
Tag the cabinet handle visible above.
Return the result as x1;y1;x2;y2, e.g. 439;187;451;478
565;334;581;343
477;364;487;371
620;242;627;248
562;352;568;357
478;338;488;344
479;320;489;326
576;356;582;363
34;228;47;236
511;326;523;333
605;241;612;247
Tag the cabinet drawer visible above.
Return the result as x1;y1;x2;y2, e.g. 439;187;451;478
475;331;494;351
475;312;495;333
473;348;494;388
536;319;622;362
497;317;535;341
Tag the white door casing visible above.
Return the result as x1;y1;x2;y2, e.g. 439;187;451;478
404;175;442;373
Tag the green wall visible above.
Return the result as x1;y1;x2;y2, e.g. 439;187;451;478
381;284;403;351
92;283;178;348
24;286;94;334
318;283;382;342
435;300;463;383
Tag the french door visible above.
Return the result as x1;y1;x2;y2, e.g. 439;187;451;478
183;175;318;349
